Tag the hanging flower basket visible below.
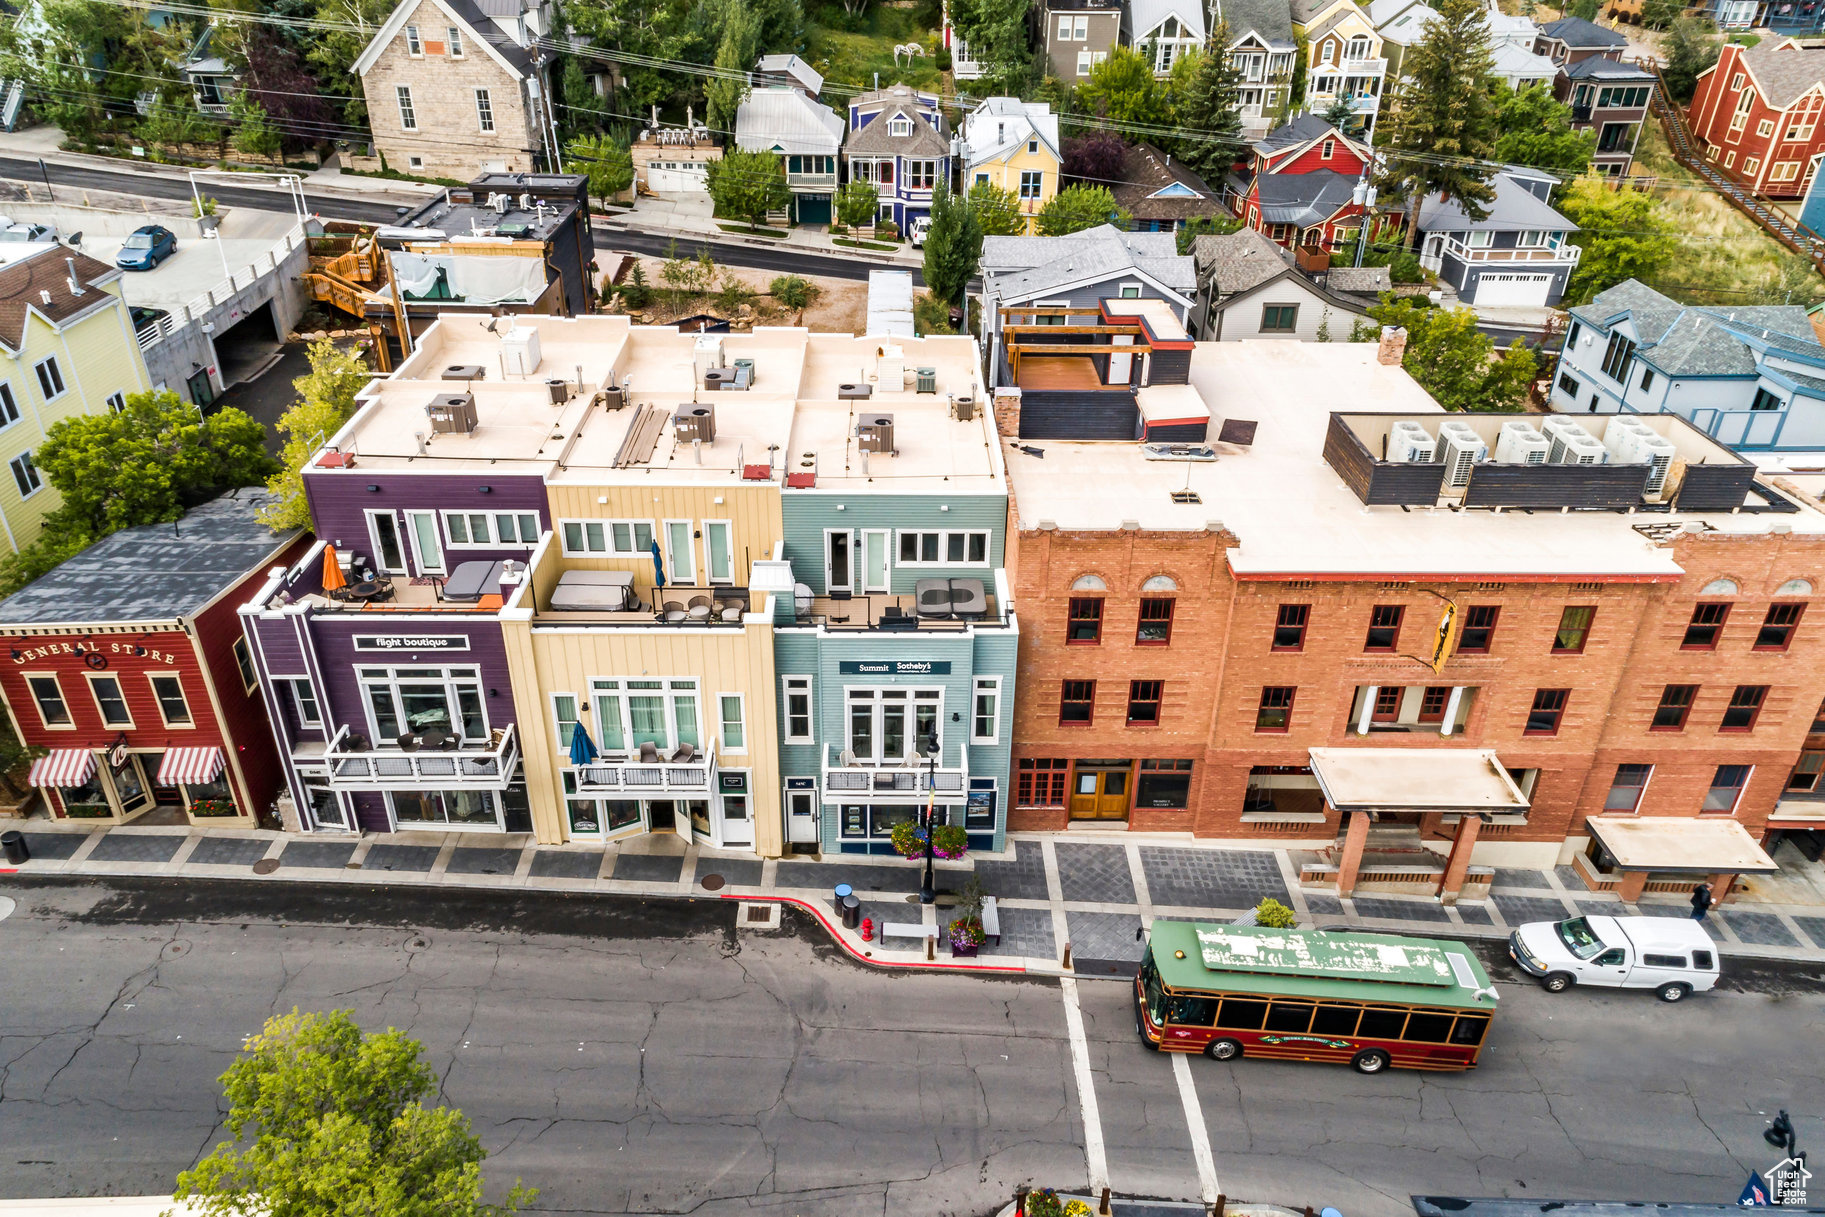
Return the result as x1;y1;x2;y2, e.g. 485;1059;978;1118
889;820;927;858
931;824;970;859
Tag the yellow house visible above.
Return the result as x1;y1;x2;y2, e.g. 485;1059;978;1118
1293;0;1389;139
0;249;151;553
963;97;1062;235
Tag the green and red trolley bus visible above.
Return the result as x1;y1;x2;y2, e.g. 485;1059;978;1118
1135;921;1500;1074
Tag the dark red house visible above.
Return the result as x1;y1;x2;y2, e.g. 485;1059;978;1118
1688;38;1825;200
1224;114;1381;256
0;492;306;827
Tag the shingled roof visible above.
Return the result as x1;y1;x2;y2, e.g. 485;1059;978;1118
1536;15;1626;47
1731;38;1825;111
1109;143;1220;223
0;248;122;354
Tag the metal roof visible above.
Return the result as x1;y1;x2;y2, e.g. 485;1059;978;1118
0;491;297;626
865;269;915;339
734;86;844;155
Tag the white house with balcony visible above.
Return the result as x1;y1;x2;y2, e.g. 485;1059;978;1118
1215;0;1298;137
1415;166;1579;308
1298;0;1386;140
1125;0;1206;76
1552;278;1825;453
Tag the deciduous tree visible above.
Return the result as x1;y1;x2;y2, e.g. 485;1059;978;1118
705;0;756;134
967;181;1027;236
174;1009;535;1217
567;133;635;208
1175;212;1241;254
1556;172;1678;302
1661;15;1721;103
1367;296;1536;412
1036;185;1130;235
706;147;790;231
1062;132;1129;187
262;340;373;532
307;0;399;123
922;181;983;306
1077;45;1166;126
836;179;881;230
1640;0;1681;28
948;0;1031;91
1377;0;1501;246
1492;81;1595;179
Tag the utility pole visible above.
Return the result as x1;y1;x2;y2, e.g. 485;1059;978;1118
1351;174;1377;268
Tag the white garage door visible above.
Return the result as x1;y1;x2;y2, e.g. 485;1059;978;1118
645;163;709;192
1473;271;1553;308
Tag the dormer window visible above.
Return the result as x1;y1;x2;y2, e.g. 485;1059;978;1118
890;116;912;136
1321;138;1335;159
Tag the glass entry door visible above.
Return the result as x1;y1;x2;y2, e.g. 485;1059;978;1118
862;530;890;592
406;510;444;575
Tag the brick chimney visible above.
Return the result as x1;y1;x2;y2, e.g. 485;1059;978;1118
1377;325;1408;366
992;387;1022;439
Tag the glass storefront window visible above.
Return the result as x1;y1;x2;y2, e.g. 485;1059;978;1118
360;667;487;744
392;789;501;828
62;769;111;818
1136;759;1194;809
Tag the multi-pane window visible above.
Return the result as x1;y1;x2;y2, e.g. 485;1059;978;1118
782;676;813;742
10;451;41;498
284;678;322;728
905;160;936;189
1552;605;1596;653
405;23;421;53
475;88;495;133
1786;751;1823;792
1755;603;1804;650
1458;604;1499;653
592;677;703;754
1652;684;1697;730
1017;757;1069;806
1599;332;1636;381
396;85;418;130
1256;686;1294;732
1605;763;1653;811
1751;386;1783;411
1365;604;1403;652
552;693;580;750
561;519;654;555
1683;602;1729;649
1273;604;1309;650
1136;759;1193;809
1060;680;1095;724
361;665;488;742
719;694;746;751
972;677;1000;742
1418;686;1450;722
1371;686;1401;721
1260;304;1298;333
447;25;463;54
1067;597;1103;644
1136;598;1174;644
150;674;191;726
1019;170;1043;199
1525;688;1568;735
1720;685;1767;731
1813;695;1825;734
32;356;63;399
89;676;132;727
232;638;258;692
897;530;989;564
1703;765;1751;813
26;674;70;726
1127;680;1163;724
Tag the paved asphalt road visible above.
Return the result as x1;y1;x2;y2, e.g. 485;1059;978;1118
1;876;1820;1216
0;155;914;286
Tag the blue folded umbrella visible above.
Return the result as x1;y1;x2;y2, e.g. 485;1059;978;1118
650;538;666;588
569;720;600;766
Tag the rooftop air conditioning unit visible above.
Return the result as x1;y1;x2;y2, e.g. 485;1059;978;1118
500;326;542;375
1543;417;1599;464
1557;432;1608;465
426;392;478;435
693;333;725;384
1602;415;1654;460
857;413;896;454
1441;429;1488;489
1494;422;1551;465
1434;419;1480;459
1388;420;1434;463
1624;431;1678;497
674;402;716;443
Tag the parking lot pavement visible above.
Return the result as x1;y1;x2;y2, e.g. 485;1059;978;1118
1066;972;1823;1215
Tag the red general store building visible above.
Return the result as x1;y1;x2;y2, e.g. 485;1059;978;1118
999;339;1821;904
1688;38;1825;199
0;492;305;827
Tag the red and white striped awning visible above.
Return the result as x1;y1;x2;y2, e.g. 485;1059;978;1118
157;747;225;787
28;749;97;788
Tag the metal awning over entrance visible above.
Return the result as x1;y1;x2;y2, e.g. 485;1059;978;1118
1307;748;1530;815
1766;799;1825;830
157;747;225;786
28;748;96;788
1584;815;1779;874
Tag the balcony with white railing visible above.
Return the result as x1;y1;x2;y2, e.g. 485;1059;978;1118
1342;56;1386;75
572;741;718;795
322;722;519;790
822;744;968;803
1435;235;1582;266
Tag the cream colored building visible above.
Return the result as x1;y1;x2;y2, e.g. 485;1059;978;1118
963;98;1063;235
0;249;150;553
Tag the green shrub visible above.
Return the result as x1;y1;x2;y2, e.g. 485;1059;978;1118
1254;897;1297;929
620;263;651;309
770;274;815;310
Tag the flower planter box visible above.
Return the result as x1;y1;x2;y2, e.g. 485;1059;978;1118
950;939;978;958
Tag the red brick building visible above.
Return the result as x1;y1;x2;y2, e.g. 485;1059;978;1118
1688;38;1825;199
0;493;305;827
1001;337;1822;902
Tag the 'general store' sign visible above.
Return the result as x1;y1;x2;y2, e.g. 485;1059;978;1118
352;634;471;652
12;641;177;665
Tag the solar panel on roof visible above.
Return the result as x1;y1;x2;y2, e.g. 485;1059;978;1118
1196;926;1456;986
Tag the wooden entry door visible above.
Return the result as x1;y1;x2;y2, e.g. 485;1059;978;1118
1069;762;1132;819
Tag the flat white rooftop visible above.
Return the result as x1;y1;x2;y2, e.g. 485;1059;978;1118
1003;341;1825;579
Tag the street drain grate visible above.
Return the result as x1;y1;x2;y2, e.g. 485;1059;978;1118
251;859;279;875
739;901;780;929
701;873;726;891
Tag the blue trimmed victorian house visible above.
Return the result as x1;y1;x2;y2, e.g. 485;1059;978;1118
842;84;952;232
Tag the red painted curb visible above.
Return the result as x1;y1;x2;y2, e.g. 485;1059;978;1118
721;892;1030;975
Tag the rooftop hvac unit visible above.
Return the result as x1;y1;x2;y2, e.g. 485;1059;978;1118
857;413;896;454
500;326;542;375
693;333;725;383
702;368;735;391
1556;432;1608;465
442;364;485;382
1544;418;1600;464
1433;419;1481;461
732;358;755;389
916;367;937;394
1602;415;1654;460
1625;431;1678;497
426;393;478;435
674;402;716;442
1441;430;1488;489
1494;423;1551;465
1388;421;1435;464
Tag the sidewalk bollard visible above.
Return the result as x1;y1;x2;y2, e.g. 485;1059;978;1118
861;917;874;942
1;830;26;865
841;893;860;929
1099;1185;1112;1215
1214;1194;1227;1217
1061;940;1073;971
1013;1185;1029;1216
925;935;935;962
834;882;852;915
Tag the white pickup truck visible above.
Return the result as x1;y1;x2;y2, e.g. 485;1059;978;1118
1509;914;1719;1002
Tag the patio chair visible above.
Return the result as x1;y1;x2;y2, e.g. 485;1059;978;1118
672;742;697;763
838;749;858;767
639;741;663;763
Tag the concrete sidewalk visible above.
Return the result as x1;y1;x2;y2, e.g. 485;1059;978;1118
6;824;1824;974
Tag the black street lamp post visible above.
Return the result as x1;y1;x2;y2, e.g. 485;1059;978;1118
918;730;940;905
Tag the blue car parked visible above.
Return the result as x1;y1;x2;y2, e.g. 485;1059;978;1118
116;225;177;271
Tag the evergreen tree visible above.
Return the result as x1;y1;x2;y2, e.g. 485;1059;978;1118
1078;45;1167;126
705;0;756;135
1661;15;1721;103
1377;0;1501;246
1320;92;1356;134
922;182;983;307
1171;29;1247;177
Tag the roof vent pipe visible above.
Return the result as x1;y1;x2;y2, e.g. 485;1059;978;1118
65;257;83;296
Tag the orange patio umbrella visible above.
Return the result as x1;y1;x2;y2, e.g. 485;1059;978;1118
321;544;347;594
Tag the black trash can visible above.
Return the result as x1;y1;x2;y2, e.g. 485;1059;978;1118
1;830;27;865
841;893;861;929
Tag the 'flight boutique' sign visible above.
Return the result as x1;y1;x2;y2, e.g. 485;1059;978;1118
352;635;471;652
